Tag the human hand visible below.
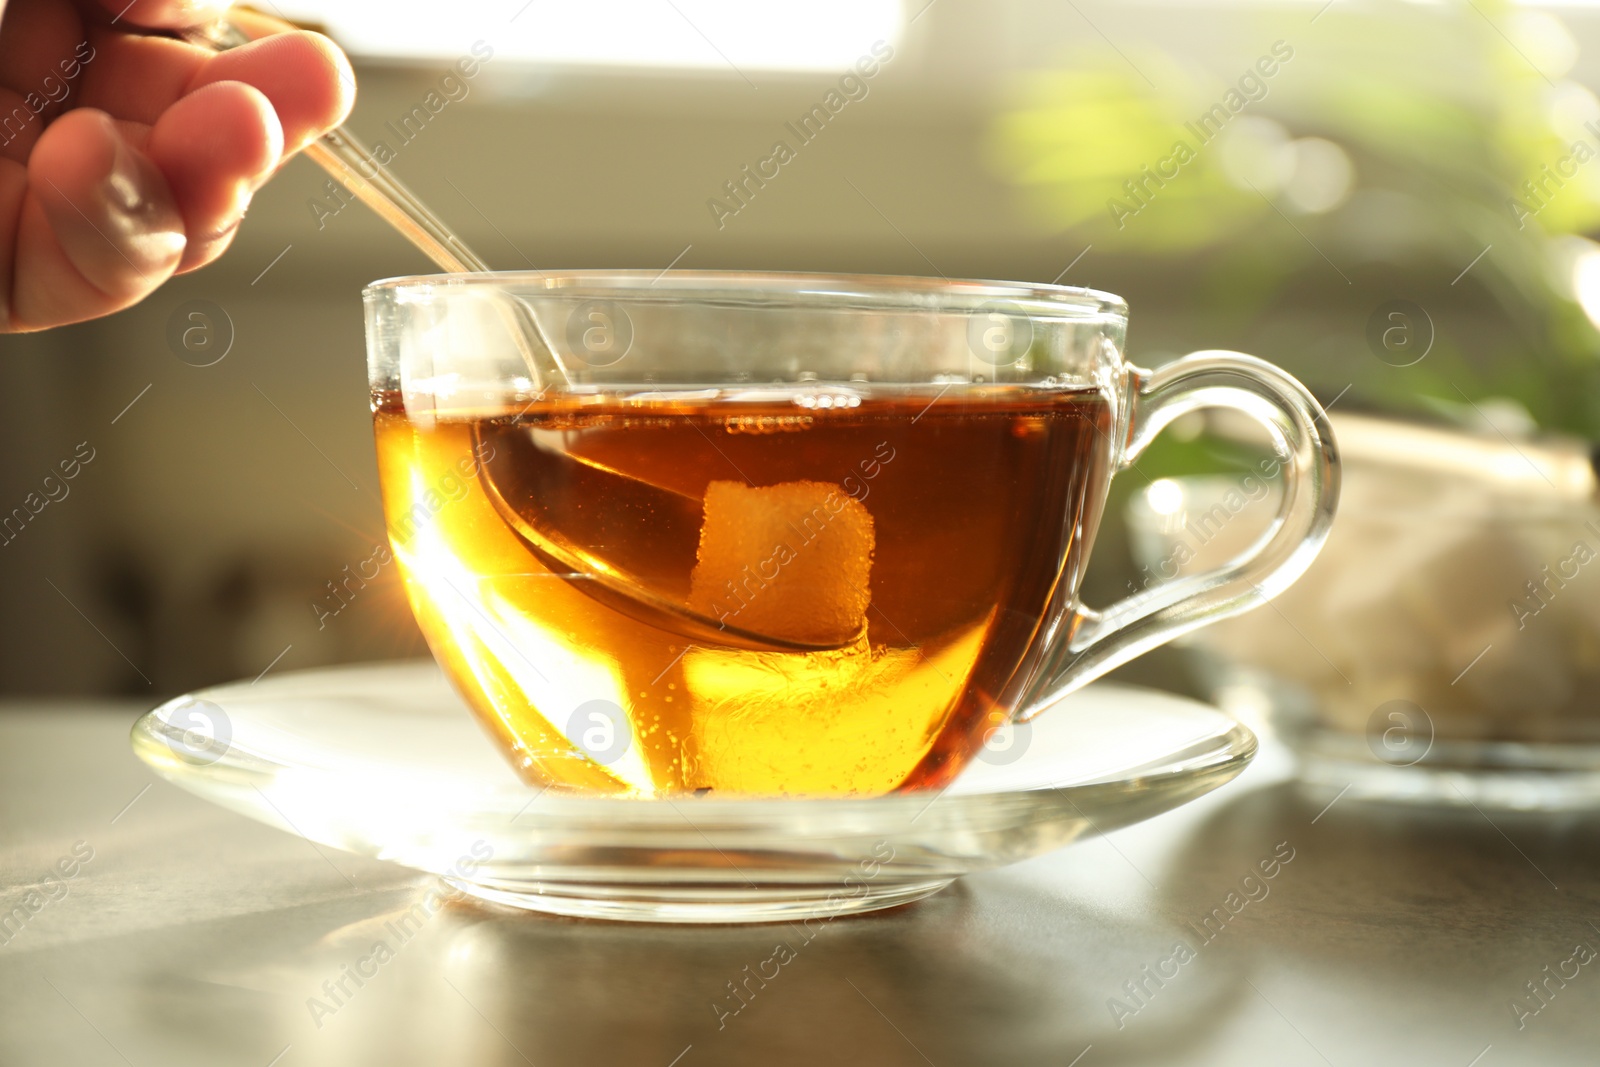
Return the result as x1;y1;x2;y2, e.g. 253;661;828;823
0;0;353;331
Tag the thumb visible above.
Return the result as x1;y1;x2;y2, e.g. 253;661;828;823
21;110;185;323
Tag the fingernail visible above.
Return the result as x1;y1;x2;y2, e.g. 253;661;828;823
99;129;185;271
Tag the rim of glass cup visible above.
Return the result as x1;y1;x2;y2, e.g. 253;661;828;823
362;268;1131;321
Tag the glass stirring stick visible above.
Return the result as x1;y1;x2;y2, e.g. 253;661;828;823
305;122;495;275
183;16;572;388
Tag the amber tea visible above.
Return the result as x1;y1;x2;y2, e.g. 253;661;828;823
364;272;1336;806
374;388;1113;797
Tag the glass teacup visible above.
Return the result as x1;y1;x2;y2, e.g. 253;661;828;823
364;271;1337;797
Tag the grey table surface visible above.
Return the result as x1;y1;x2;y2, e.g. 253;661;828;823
0;696;1594;1067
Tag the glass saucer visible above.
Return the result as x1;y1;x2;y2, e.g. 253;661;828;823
131;661;1254;924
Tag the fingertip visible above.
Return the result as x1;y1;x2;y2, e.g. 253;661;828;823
147;80;282;269
153;79;284;182
306;30;357;128
191;30;355;155
270;29;356;149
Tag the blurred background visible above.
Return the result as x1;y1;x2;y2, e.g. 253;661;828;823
6;0;1600;698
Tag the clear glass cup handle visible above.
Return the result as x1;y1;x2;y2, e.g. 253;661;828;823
1021;350;1340;721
